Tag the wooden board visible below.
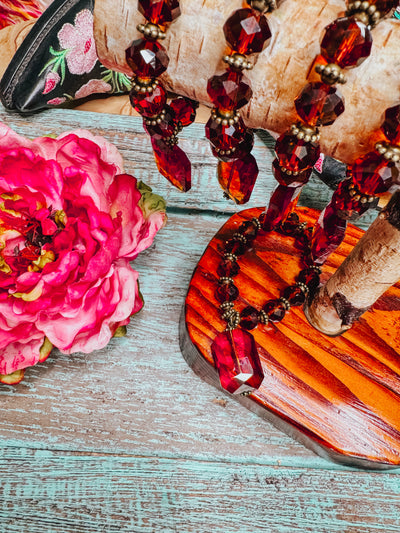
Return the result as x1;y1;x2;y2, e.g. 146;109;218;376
182;206;400;468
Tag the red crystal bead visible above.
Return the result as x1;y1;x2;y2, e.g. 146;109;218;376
223;8;271;55
331;180;370;220
297;267;320;291
352;151;400;194
129;83;166;117
211;329;264;394
138;0;181;24
151;138;191;191
126;38;169;79
275;133;320;173
260;184;301;232
238;220;258;241
320;16;372;69
144;105;176;139
282;285;305;306
225;239;246;256
295;82;345;127
217;154;259;204
215;282;239;303
217;259;240;278
207;70;252;113
206;115;246;153
240;306;259;330
310;205;347;265
263;300;286;322
381;104;400;144
170;97;198;127
212;131;254;162
272;159;312;188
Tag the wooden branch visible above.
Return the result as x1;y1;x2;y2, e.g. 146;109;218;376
93;0;400;164
306;191;400;336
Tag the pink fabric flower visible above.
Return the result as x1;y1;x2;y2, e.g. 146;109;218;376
0;123;165;382
74;79;112;99
43;71;60;95
57;9;97;75
47;97;66;106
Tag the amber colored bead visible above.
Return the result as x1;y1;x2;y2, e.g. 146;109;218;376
294;82;345;127
207;70;252;113
297;268;320;291
352;151;400;195
320;16;372;69
282;285;306;307
126;38;169;78
138;0;181;25
206;116;246;152
223;8;271;55
225;239;247;256
170;97;198;127
217;154;259;204
238;220;258;241
129;83;167;118
217;259;240;278
215;282;239;303
275;133;320;173
263;299;286;322
240;306;259;330
381;104;400;145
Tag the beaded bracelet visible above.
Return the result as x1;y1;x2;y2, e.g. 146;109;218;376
262;0;397;235
211;210;321;395
205;0;276;204
125;0;198;192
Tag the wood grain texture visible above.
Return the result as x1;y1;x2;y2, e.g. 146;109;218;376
0;105;398;531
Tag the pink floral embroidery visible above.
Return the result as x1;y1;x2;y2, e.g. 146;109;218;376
47;97;66;106
42;71;60;95
314;153;325;174
75;79;112;99
57;9;97;75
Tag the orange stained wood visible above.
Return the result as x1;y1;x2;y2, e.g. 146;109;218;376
184;207;400;466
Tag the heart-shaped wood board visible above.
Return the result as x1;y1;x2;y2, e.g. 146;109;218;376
180;207;400;469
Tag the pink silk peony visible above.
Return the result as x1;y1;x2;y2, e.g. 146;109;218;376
0;123;166;383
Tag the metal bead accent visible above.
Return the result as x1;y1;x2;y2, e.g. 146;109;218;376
290;123;320;143
252;217;262;231
375;142;400;162
224;252;238;262
211;109;240;126
346;1;381;25
220;301;234;311
225;310;240;330
223;53;253;71
258;310;269;325
219;277;234;285
249;0;277;12
137;22;166;40
315;63;346;85
279;297;291;311
232;233;247;244
144;109;166;125
295;282;309;296
240;390;252;397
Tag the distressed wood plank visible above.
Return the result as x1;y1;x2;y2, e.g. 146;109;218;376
1;447;400;533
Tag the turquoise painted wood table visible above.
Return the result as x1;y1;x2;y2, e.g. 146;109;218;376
0;105;399;533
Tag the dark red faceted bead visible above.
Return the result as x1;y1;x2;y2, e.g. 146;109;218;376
260;184;300;232
238;220;258;241
295;82;344;127
217;259;240;278
272;159;312;188
129;83;166;117
310;206;347;265
331;180;370;221
275;133;320;173
212;131;254;162
223;8;271;54
211;329;264;394
352;151;400;194
144;105;176;139
381;104;400;144
206;115;246;152
126;38;169;79
138;0;181;24
240;306;259;330
282;285;305;306
217;154;259;204
263;299;286;322
225;239;247;256
297;268;320;291
151;138;191;191
215;282;239;303
320;16;372;69
170;97;198;127
207;70;252;112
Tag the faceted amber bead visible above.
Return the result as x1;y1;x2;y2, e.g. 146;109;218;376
217;154;259;204
170;97;198;127
320;16;372;69
331;181;370;221
240;306;259;330
275;133;320;173
282;285;305;307
207;70;252;112
297;268;320;291
126;38;169;78
381;104;400;144
206;116;246;152
238;220;258;241
223;8;271;54
215;282;239;303
294;82;345;127
263;300;286;322
217;259;240;278
138;0;181;25
352;151;400;194
144;106;176;139
211;329;264;394
225;239;247;256
260;185;300;232
151;138;191;191
272;159;312;188
129;83;166;117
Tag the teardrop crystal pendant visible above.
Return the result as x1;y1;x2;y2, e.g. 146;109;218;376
151;138;191;192
217;154;259;204
211;329;264;394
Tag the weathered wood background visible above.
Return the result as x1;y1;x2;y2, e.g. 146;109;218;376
0;105;399;533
